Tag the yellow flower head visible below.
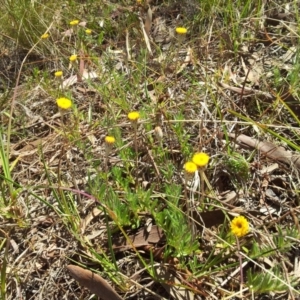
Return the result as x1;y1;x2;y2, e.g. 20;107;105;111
70;20;79;26
105;136;115;145
41;33;49;39
56;97;72;110
69;54;77;62
54;71;63;78
176;27;187;35
192;152;210;168
184;161;197;174
85;29;92;35
128;111;140;122
230;216;249;238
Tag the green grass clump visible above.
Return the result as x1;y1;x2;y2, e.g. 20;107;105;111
224;152;250;183
0;0;57;49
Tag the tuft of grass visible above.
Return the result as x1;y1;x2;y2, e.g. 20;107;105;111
224;152;250;183
0;0;57;49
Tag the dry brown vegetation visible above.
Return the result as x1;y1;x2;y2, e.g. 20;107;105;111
1;0;300;299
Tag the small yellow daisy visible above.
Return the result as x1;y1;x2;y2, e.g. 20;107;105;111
54;71;63;78
175;27;187;35
85;29;92;35
41;33;49;39
69;54;77;62
105;136;116;145
56;97;72;110
70;20;79;26
128;111;140;122
192;152;210;168
230;216;249;238
184;161;197;174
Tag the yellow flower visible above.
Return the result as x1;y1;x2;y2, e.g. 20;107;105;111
54;71;63;78
41;33;49;39
128;111;140;122
85;29;92;35
184;161;197;174
192;152;210;168
69;54;77;62
176;27;187;35
70;20;79;26
56;97;72;110
105;136;115;145
230;216;249;238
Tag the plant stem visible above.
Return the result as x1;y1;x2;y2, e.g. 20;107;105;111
236;236;244;295
199;169;205;206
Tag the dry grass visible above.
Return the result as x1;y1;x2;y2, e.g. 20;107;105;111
1;0;300;299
